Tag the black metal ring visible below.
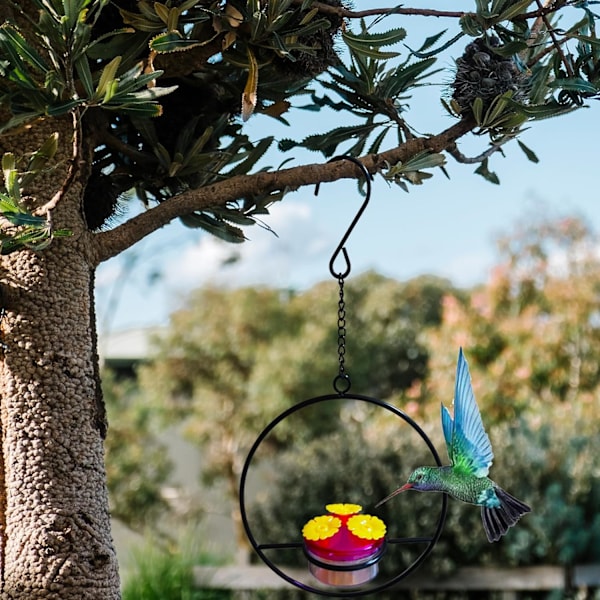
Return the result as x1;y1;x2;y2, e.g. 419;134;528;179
239;393;448;597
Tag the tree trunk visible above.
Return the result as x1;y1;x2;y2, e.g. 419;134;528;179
0;120;120;597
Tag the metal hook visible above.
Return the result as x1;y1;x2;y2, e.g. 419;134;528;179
314;155;373;279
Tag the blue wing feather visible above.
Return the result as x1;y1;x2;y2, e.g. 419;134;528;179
443;348;494;477
441;404;453;455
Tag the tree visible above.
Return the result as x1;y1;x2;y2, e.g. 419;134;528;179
103;370;172;535
0;0;598;597
138;286;314;561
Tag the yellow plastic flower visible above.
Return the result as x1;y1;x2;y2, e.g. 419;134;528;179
325;503;362;516
302;515;342;541
347;514;386;540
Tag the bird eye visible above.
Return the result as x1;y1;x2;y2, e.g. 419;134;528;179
415;473;423;481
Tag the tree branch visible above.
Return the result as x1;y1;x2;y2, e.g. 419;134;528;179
89;117;475;266
447;137;511;164
292;1;466;19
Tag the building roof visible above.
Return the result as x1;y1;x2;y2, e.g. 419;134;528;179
99;327;165;367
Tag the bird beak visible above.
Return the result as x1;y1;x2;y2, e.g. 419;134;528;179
374;483;413;508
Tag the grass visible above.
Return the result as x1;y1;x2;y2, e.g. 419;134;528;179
121;536;232;600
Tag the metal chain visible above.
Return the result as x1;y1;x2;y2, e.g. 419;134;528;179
333;276;351;394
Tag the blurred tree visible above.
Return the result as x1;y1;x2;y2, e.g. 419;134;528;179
103;371;172;534
1;0;600;596
344;272;454;397
138;272;453;561
423;214;600;422
249;215;600;582
411;213;600;567
138;285;323;561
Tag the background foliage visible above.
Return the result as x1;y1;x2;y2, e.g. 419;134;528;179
110;213;600;592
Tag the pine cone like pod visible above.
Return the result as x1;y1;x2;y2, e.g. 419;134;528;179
451;37;528;115
272;0;344;77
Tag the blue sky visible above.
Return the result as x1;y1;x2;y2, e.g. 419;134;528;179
95;2;600;333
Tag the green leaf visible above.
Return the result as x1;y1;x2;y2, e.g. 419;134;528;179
179;212;246;243
482;91;511;126
498;0;533;21
472;96;484;125
300;123;379;157
45;98;85;116
114;84;178;102
0;112;42;135
226;137;274;177
381;58;438;97
343;37;400;60
153;2;171;25
21;132;59;186
527;61;553;104
112;103;164;117
1;153;19;200
508;99;578;120
63;0;92;29
343;27;407;48
278;138;297;152
548;77;597;93
74;55;94;97
385;151;446;186
517;140;539;163
415;30;448;54
149;31;205;53
94;56;122;100
399;151;446;172
571;32;600;48
475;158;500;184
367;127;390;155
459;13;484;36
489;40;528;57
2;211;46;227
0;24;50;72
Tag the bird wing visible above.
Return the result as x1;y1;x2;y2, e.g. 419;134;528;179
442;348;494;478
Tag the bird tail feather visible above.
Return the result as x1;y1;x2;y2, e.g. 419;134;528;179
481;487;531;543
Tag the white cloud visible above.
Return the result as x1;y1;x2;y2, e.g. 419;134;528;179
164;201;331;290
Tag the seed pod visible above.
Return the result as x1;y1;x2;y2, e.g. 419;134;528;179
451;36;529;116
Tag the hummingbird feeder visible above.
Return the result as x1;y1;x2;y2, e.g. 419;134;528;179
302;503;386;587
239;156;448;596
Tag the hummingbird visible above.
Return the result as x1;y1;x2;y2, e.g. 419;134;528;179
376;348;531;542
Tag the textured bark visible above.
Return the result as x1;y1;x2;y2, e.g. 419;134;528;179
0;117;120;597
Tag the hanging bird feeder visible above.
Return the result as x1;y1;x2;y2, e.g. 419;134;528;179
239;156;448;596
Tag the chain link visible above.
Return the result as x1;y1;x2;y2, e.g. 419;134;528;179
333;276;351;394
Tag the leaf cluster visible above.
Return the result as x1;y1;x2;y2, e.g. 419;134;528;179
0;0;342;239
0;1;169;128
280;23;442;172
2;1;600;244
459;1;600;120
0;134;71;254
134;273;452;546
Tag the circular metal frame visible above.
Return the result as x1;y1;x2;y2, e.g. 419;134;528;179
239;393;448;597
